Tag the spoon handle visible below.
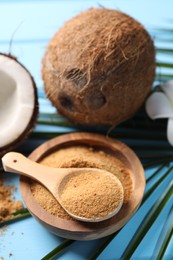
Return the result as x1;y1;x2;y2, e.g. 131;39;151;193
2;152;59;187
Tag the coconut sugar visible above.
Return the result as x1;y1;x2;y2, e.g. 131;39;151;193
0;177;23;222
31;146;133;221
59;171;123;220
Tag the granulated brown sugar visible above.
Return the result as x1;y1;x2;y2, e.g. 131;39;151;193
31;180;72;219
31;146;133;220
60;170;124;220
0;177;23;222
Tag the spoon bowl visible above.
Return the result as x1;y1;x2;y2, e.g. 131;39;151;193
2;151;124;222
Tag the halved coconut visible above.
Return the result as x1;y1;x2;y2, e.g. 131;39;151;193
0;54;38;157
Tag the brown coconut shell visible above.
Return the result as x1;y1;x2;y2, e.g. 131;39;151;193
0;53;38;158
42;8;155;126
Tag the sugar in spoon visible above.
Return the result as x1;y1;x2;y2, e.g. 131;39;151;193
2;152;124;222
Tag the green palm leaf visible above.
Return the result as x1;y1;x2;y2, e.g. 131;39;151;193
156;62;173;68
152;207;173;260
121;181;173;259
41;240;75;260
156;48;173;54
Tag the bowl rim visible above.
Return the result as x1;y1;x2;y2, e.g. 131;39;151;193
20;132;145;240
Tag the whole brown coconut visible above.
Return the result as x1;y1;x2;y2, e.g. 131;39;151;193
42;8;155;126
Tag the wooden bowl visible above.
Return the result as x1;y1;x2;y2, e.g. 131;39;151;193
20;132;145;240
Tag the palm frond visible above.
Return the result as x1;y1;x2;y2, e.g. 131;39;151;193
121;181;172;259
156;62;173;68
156;48;173;54
152;207;173;259
41;240;75;260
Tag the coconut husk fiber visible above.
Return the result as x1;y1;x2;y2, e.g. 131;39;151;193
42;8;155;126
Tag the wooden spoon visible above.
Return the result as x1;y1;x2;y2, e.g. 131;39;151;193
2;152;124;223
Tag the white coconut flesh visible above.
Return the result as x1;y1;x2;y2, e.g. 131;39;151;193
0;55;36;148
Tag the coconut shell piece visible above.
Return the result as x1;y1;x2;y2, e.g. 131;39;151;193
0;53;38;158
42;8;155;126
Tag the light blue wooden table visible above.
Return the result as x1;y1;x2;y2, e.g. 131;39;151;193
0;1;173;259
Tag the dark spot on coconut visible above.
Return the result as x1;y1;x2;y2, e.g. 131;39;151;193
59;93;74;111
65;68;87;88
85;91;106;110
100;73;107;81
